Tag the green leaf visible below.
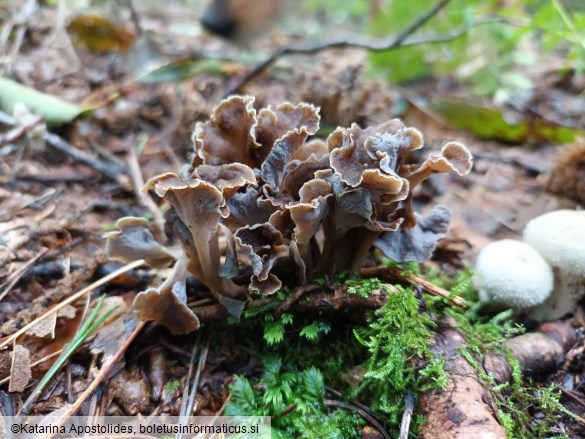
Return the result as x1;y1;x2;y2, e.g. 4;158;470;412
0;77;85;126
165;378;180;394
263;386;284;410
281;313;294;325
431;99;528;142
431;99;585;143
262;355;283;381
139;58;225;83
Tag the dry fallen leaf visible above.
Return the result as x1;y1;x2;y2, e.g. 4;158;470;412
91;311;138;363
67;14;136;53
9;344;32;392
26;313;58;339
26;304;78;339
0;351;11;379
108;366;152;415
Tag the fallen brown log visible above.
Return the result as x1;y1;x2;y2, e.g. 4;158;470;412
419;317;577;438
484;321;576;384
506;322;576;378
419;315;506;439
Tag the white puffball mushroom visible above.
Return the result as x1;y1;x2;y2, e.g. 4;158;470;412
475;239;554;310
523;209;585;320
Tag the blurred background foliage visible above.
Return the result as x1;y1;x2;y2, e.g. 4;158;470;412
301;0;585;98
43;0;585;101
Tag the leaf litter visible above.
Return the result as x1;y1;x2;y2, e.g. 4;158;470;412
0;0;584;437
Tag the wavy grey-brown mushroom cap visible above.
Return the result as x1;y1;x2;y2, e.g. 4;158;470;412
475;239;554;310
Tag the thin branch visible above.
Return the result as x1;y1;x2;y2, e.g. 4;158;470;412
223;8;509;96
399;390;415;439
126;0;144;37
0;115;44;146
194;283;393;323
276;402;298;418
179;333;202;422
180;331;212;439
561;387;585;409
360;266;467;307
0;0;37;75
58;320;147;419
326;386;381;421
188;332;211;413
45;132;128;185
0;111;128;184
224;0;451;96
387;0;451;46
273;284;323;319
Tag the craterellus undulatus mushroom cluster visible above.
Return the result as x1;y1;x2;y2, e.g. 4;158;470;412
105;96;473;334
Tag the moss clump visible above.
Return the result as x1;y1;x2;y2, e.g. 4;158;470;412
225;356;364;439
352;285;447;433
225;264;569;438
225;275;448;436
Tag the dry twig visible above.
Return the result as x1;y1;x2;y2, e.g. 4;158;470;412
58;320;147;419
0;115;44;146
194;283;393;323
0;247;48;302
224;0;452;96
0;0;37;75
399;390;415;439
360;266;467;307
0;111;128;185
273;284;324;319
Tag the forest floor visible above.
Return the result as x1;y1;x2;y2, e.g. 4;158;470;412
1;1;585;438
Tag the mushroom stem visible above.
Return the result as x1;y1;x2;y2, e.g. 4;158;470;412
527;268;585;321
315;219;344;278
523;210;585;321
347;229;381;274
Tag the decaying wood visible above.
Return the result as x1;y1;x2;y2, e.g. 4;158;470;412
419;317;577;438
193;264;468;323
399;390;415;439
192;265;468;322
194;284;393;322
419;314;506;439
484;321;577;383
